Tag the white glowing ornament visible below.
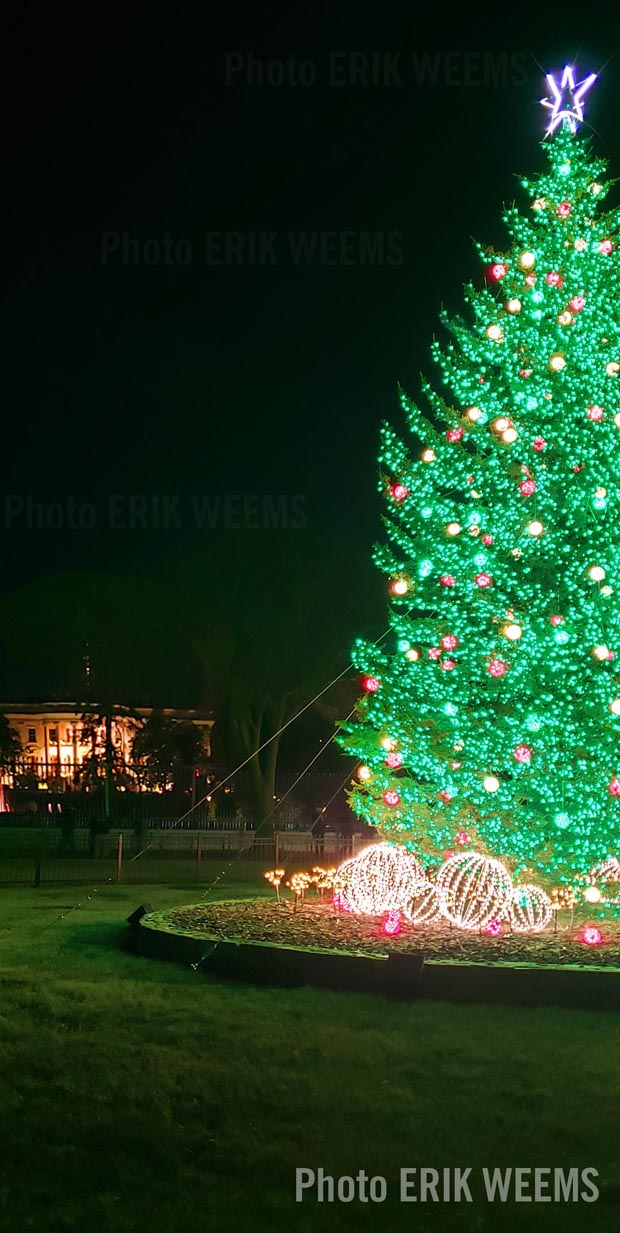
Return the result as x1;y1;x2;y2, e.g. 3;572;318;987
502;427;518;444
589;566;606;582
421;448;436;463
527;521;543;537
505;299;521;314
483;775;500;793
486;324;503;342
593;645;610;661
357;765;372;782
507;884;553;933
610;699;620;715
502;622;522;641
436;852;513;931
492;417;510;433
391;578;409;596
518;251;536;271
541;65;597;135
446;522;462;536
584;886;602;904
465;406;482;422
549;352;566;372
405;648;419;662
335;843;426;916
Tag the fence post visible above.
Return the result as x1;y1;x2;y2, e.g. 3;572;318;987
274;831;280;867
116;832;123;882
196;833;202;865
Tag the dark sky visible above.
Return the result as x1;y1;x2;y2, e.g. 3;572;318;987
2;6;620;703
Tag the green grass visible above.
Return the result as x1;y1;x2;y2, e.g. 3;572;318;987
1;880;619;1233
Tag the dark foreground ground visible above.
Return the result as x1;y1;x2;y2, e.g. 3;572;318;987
1;877;619;1233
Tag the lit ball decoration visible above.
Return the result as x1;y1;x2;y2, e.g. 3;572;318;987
615;413;620;429
390;483;409;503
549;614;564;627
502;427;518;443
569;296;585;312
474;572;493;588
488;659;508;678
446;522;461;536
362;675;380;693
554;812;571;829
599;239;614;255
549;352;566;372
593;645;611;661
440;574;456;588
519;479;537;496
484;918;503;937
486;324;503;342
610;700;620;715
488;262;508;281
436;852;513;930
583;886;602;904
588;566;606;582
336;842;426;917
383;789;400;807
532;436;546;451
446;427;464;442
440;659;456;671
502;622;522;641
606;361;620;376
527;520;544;536
587;405;604;421
357;765;372;782
513;744;532;762
608;778;620;797
581;925;602;946
483;775;500;793
546;271;562;286
481;533;493;545
391;578;409;597
557;200;571;217
558;311;573;326
507;884;553;933
421;448;436;463
574;237;587;252
465;406;482;422
385;751;402;769
492;416;510;433
428;647;441;660
505;299;522;314
441;634;459;650
405;648;419;662
383;909;401;935
518;251;536;270
403;881;442;925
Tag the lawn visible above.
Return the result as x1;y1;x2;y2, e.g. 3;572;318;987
1;878;619;1233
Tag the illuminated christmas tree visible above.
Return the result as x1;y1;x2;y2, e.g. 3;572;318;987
340;67;620;885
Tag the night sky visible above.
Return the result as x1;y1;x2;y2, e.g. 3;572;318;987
2;8;620;706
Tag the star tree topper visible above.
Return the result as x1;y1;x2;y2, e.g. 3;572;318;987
541;65;597;135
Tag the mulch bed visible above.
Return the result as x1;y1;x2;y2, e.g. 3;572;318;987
166;898;620;969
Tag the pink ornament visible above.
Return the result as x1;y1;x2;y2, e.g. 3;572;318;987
519;368;532;378
456;830;470;846
524;273;536;287
532;437;546;451
481;533;494;546
569;296;585;312
549;615;564;627
440;658;456;671
608;778;620;797
440;574;456;588
488;659;508;678
385;751;402;769
519;479;537;496
485;918;503;937
587;405;604;421
446;427;464;443
383;909;401;936
557;201;571;218
383;789;400;807
581;925;602;946
514;744;532;763
546;271;562;286
441;634;459;650
390;483;409;502
599;240;614;255
474;572;493;588
362;675;380;693
439;790;453;803
488;262;508;281
428;647;441;660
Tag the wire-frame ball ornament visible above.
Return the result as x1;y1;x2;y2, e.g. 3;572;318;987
436;852;513;930
335;842;426;917
403;879;443;925
506;883;553;933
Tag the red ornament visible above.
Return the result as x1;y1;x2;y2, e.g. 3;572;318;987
514;744;532;763
485;918;503;937
568;295;585;312
456;830;470;846
599;240;614;255
519;368;532;378
608;778;620;797
362;675;380;693
488;659;508;678
581;925;603;946
488;262;508;281
546;271;562;286
439;790;453;803
587;405;604;421
441;634;459;650
519;479;537;496
440;658;456;671
557;201;572;218
440;574;456;588
385;751;402;769
481;533;494;546
428;647;441;660
532;437;546;451
390;483;409;503
383;909;401;936
572;464;582;472
474;572;493;588
524;273;536;287
549;615;564;627
446;427;464;443
383;789;400;807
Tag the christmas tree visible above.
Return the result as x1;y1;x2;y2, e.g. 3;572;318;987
340;67;620;886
